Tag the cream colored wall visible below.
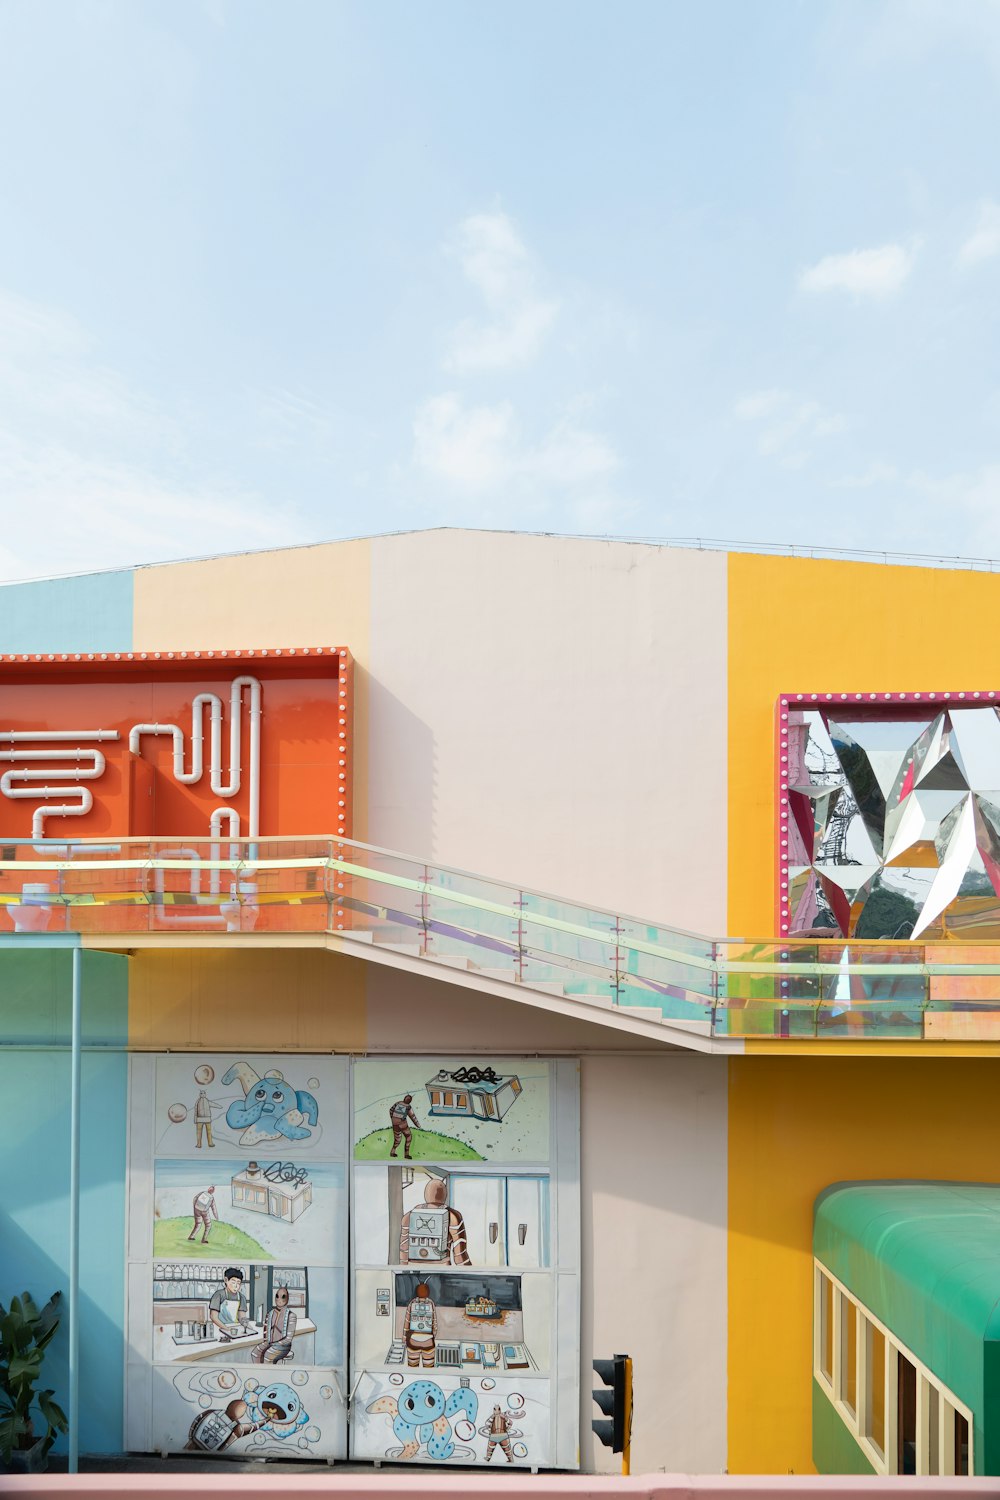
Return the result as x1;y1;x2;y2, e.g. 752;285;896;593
368;531;728;931
367;966;729;1475
131;539;372;839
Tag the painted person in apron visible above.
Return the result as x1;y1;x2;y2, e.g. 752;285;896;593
209;1268;250;1340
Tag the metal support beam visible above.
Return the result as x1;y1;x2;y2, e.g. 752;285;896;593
68;945;81;1474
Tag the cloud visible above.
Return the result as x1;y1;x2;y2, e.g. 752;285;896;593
412;392;617;492
958;200;1000;267
0;285;303;580
735;389;848;467
901;463;1000;553
798;242;917;298
444;211;559;373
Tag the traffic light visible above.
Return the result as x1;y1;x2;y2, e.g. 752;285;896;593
592;1353;632;1473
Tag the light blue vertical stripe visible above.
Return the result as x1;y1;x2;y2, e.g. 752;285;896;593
0;570;134;652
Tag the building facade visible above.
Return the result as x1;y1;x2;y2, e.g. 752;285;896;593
3;531;1000;1474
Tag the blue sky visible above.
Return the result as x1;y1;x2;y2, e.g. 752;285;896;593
1;0;999;578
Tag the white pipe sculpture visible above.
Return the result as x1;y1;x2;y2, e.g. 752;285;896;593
128;678;262;928
0;734;119;838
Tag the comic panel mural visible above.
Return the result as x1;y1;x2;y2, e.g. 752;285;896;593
128;1055;350;1461
151;1263;344;1368
352;1057;551;1163
352;1371;549;1466
153;1159;344;1264
349;1057;579;1468
353;1163;551;1269
150;1364;346;1460
154;1053;345;1158
352;1268;551;1376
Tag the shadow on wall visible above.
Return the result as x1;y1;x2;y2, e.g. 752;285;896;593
1;1203;126;1457
366;672;436;857
0;952;129;1458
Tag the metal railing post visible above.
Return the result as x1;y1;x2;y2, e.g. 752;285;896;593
68;944;81;1473
420;866;430;956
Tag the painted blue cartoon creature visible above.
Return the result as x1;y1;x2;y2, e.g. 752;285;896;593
367;1378;478;1460
245;1381;310;1440
223;1061;319;1144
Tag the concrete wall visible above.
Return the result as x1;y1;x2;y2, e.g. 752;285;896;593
129;531;728;933
367;531;728;930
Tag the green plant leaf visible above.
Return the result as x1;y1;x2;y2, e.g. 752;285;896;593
8;1351;42;1385
37;1389;68;1435
0;1410;28;1464
34;1293;61;1344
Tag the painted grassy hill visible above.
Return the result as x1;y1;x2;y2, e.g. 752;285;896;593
153;1216;269;1259
354;1127;483;1161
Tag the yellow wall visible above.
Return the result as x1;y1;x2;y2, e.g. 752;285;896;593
727;1056;1000;1474
132;539;372;841
726;553;1000;1473
128;948;367;1051
727;553;1000;937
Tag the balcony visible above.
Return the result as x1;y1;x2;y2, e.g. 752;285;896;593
1;837;1000;1045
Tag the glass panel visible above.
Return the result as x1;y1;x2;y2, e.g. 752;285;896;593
926;1381;939;1474
839;1294;857;1416
819;1272;833;1383
866;1322;886;1458
955;1410;970;1476
897;1352;917;1474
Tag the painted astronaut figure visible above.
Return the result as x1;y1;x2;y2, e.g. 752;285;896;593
399;1176;471;1265
403;1282;437;1368
252;1283;297;1364
188;1185;218;1242
479;1404;517;1462
389;1095;420;1158
194;1090;215;1149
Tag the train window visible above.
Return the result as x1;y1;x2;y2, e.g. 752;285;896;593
897;1351;917;1474
818;1269;834;1385
955;1410;970;1476
814;1259;974;1478
865;1321;886;1459
925;1380;939;1474
838;1293;857;1417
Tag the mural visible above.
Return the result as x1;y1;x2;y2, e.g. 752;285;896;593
150;1365;343;1460
151;1262;344;1368
349;1058;575;1468
130;1054;350;1460
352;1268;550;1376
782;701;1000;939
354;1163;550;1269
353;1058;550;1163
353;1372;548;1465
155;1055;345;1158
153;1159;344;1263
131;1054;576;1469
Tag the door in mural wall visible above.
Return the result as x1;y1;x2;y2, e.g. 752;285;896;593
350;1057;580;1470
125;1055;350;1460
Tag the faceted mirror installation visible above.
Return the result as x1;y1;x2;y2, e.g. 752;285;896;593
781;700;1000;939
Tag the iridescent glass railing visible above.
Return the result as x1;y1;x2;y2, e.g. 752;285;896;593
2;837;1000;1039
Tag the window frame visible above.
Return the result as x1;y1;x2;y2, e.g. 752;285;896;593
813;1257;974;1477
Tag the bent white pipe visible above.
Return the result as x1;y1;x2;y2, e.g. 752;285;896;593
129;677;261;845
151;845;226;928
0;749;108;839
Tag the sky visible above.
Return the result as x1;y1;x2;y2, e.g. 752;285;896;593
1;0;1000;579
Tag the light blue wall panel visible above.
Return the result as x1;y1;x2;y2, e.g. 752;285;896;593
0;570;134;653
0;949;128;1456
